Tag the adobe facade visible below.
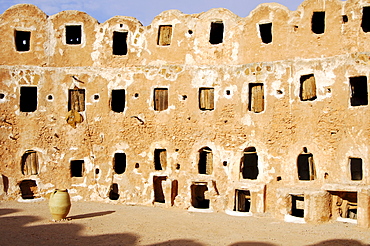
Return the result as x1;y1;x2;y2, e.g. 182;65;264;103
1;0;370;227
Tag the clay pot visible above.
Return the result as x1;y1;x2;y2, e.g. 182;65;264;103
49;189;71;221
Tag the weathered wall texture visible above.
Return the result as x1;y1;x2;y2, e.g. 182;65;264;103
1;0;370;227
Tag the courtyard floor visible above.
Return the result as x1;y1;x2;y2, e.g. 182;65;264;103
1;200;370;245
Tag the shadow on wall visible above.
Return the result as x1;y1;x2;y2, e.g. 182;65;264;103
0;208;367;246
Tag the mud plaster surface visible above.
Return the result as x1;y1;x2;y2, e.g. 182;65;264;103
1;200;370;246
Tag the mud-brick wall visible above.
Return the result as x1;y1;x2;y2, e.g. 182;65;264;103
1;52;370;213
2;1;370;67
1;0;370;218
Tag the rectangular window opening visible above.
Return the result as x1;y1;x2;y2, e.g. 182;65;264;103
297;153;315;181
199;88;214;111
157;25;172;46
15;30;31;52
248;83;264;113
20;86;37;112
153;176;167;203
259;23;272;44
291;195;304;218
21;151;38;175
312;11;325;34
241;148;259;180
342;15;348;24
198;148;213;175
362;7;370;32
300;74;317;101
113;31;128;55
154;88;168;111
113;153;126;174
234;190;251;212
331;191;357;220
70;160;84;177
66;25;82;45
154;149;167;171
111;89;125;113
350;158;363;181
68;89;85;112
209;21;224;44
350;76;368;106
191;183;209;209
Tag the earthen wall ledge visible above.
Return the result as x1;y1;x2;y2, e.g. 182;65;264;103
1;0;370;67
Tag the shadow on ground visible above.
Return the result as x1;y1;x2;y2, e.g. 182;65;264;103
0;208;367;246
68;210;115;220
230;241;369;246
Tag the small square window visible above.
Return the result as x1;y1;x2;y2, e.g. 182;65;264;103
66;25;82;45
209;22;224;44
362;7;370;32
154;88;168;111
154;149;167;170
249;83;264;113
199;88;214;110
113;31;128;55
20;86;37;112
70;160;84;177
15;30;31;52
350;158;363;181
157;25;172;46
198;147;213;175
312;12;325;34
111;89;125;113
259;23;272;44
113;153;126;174
68;89;85;112
350;76;368;106
300;74;317;101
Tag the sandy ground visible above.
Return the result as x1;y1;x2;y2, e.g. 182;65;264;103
1;200;370;246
